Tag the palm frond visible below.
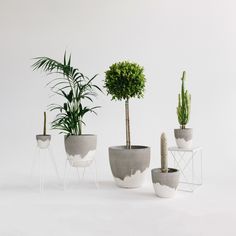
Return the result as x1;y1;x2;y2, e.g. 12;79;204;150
32;52;102;135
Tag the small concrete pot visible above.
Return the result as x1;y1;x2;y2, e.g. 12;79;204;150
174;128;193;149
36;135;51;149
109;146;151;188
64;135;97;167
151;168;179;198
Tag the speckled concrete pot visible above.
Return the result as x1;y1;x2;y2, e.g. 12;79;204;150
151;168;179;198
36;135;51;149
109;146;151;188
64;135;97;167
174;128;193;149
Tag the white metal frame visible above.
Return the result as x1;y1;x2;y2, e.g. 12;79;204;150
168;146;203;192
63;158;99;190
31;145;61;192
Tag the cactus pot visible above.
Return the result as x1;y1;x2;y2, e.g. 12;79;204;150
151;168;179;198
109;146;151;188
174;128;193;149
36;135;51;149
64;135;97;168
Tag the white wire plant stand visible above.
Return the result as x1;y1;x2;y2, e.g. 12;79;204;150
168;146;203;192
31;142;61;192
63;156;99;190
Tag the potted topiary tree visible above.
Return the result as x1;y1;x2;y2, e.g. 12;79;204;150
36;112;51;149
174;71;192;149
32;53;102;167
151;133;179;198
105;61;151;188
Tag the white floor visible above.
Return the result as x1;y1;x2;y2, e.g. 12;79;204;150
0;170;235;236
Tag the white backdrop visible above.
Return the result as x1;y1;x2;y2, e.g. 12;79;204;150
1;1;236;235
0;0;236;185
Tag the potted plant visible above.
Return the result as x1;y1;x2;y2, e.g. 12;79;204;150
151;133;179;198
36;112;51;149
105;61;151;188
174;71;192;149
32;53;102;167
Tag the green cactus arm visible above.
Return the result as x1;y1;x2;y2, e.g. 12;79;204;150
177;71;191;128
178;94;181;107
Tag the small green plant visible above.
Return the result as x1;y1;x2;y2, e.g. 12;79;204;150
177;71;191;129
32;52;102;135
105;61;145;149
43;111;47;135
160;133;168;173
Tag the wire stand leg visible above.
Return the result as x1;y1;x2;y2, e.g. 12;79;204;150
30;146;39;180
82;168;86;180
63;159;68;191
93;159;99;189
39;149;44;193
48;147;61;185
200;149;203;185
191;151;194;192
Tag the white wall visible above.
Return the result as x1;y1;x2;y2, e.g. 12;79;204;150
0;0;235;182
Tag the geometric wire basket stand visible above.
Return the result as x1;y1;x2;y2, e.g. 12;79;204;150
168;146;203;192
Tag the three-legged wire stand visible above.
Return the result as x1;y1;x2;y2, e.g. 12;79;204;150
31;145;61;192
63;158;99;190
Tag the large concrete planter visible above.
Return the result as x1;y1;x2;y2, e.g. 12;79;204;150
36;135;51;149
174;128;193;149
151;168;179;198
64;135;97;167
109;146;151;188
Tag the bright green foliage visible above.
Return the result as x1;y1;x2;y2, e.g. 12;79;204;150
104;61;145;100
177;71;191;129
32;52;102;135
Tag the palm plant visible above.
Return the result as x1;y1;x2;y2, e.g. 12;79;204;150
32;52;102;135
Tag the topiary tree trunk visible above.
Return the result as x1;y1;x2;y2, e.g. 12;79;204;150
125;99;131;149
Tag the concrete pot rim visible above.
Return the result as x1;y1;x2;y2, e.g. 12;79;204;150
64;134;96;137
109;145;150;150
36;134;51;137
174;128;192;131
152;168;179;175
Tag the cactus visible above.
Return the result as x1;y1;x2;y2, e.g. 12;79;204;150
161;133;168;173
177;71;191;129
43;111;47;135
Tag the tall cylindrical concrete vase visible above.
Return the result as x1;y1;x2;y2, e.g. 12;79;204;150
109;146;150;188
64;135;97;167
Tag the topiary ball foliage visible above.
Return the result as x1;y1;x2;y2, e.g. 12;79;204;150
105;61;146;100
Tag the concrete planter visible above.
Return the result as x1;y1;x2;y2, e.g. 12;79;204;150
36;135;51;149
64;135;97;167
109;146;151;188
174;128;193;149
151;168;179;198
